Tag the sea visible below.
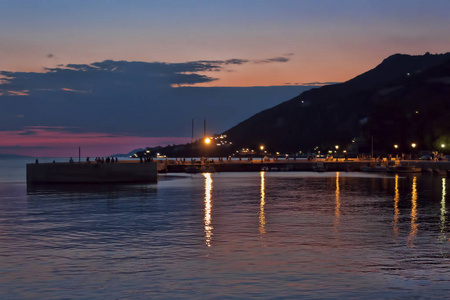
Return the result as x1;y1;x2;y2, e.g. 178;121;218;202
0;157;449;299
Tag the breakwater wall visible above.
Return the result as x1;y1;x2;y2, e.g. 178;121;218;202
27;162;158;184
399;160;450;172
168;160;372;173
167;160;450;173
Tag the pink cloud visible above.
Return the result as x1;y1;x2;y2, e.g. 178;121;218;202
5;90;29;96
61;87;89;93
0;127;191;157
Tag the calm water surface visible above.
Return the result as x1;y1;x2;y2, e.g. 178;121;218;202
0;158;449;298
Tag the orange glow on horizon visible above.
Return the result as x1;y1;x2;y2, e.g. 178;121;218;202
0;48;408;89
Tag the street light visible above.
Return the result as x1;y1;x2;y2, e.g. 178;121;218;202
441;144;446;148
334;145;339;161
410;143;417;160
203;138;211;163
260;145;265;162
394;144;398;149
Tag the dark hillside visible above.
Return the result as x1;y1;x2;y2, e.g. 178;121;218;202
363;58;450;152
224;53;450;154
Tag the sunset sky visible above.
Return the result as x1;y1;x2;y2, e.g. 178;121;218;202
1;0;450;157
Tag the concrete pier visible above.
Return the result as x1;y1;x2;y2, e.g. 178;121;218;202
27;162;158;184
165;159;450;173
167;159;366;172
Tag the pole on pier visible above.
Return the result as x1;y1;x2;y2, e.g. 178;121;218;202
191;119;194;144
78;146;81;163
371;136;374;159
203;119;206;138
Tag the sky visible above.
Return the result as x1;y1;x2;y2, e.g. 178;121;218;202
1;0;450;157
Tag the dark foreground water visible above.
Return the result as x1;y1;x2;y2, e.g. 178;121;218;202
0;158;449;299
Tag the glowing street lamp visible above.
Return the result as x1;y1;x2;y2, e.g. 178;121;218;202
411;143;416;148
203;138;211;162
334;145;339;161
441;144;446;148
394;144;398;149
260;145;265;162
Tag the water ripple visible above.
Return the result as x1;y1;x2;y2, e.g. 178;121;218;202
0;172;449;298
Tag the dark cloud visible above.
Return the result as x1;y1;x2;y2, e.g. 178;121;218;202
0;56;291;94
300;82;341;86
0;57;313;139
0;145;51;150
18;130;37;136
0;60;222;95
47;54;54;58
254;57;290;64
224;58;249;65
196;58;249;66
284;82;341;86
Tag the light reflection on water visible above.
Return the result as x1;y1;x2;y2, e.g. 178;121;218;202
408;176;418;247
0;171;449;298
259;171;266;236
204;173;213;248
441;178;447;243
393;174;400;236
334;171;340;231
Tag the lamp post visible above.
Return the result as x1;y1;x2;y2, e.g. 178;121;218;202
411;143;417;160
394;144;399;159
335;145;339;161
204;138;211;163
260;145;264;162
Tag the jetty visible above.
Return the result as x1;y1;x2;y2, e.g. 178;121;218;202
167;159;369;173
164;158;450;174
26;158;450;184
27;161;158;184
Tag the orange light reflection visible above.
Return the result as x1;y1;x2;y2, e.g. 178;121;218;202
408;176;418;247
334;172;340;231
259;171;266;236
393;174;399;237
203;173;213;247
